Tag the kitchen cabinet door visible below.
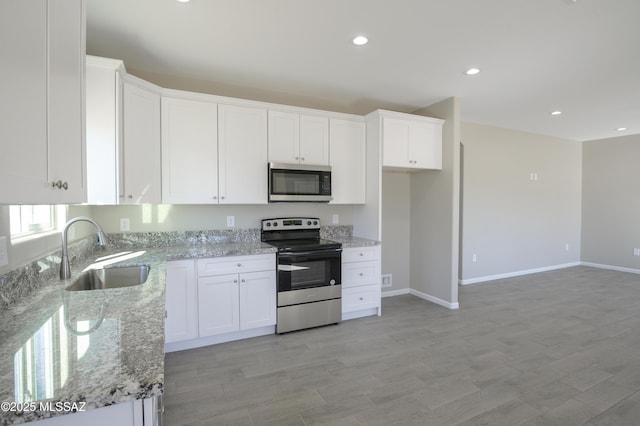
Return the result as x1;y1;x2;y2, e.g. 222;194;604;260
0;0;86;204
198;274;240;336
382;115;443;170
329;118;366;204
268;111;329;165
121;78;162;204
268;110;299;164
218;104;268;204
299;114;329;165
161;96;218;204
239;270;277;330
165;260;198;344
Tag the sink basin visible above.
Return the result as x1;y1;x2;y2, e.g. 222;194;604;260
66;265;151;291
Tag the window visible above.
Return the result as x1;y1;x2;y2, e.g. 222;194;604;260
10;205;56;239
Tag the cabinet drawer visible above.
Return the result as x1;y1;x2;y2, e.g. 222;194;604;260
342;261;379;288
342;286;379;312
198;254;275;277
342;246;379;263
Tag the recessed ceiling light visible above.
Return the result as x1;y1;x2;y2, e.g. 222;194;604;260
616;127;627;131
551;110;562;116
353;36;368;46
465;68;480;75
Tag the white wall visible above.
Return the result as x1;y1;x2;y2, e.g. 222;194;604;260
582;134;640;271
0;205;95;275
89;204;354;233
381;172;410;291
460;123;582;283
410;97;461;308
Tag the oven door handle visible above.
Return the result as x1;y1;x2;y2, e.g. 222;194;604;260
277;248;342;259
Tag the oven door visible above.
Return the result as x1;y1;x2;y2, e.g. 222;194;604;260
277;248;341;293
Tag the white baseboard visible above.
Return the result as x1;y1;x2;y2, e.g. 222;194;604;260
382;288;410;298
164;326;275;353
459;262;581;286
580;262;640;275
409;288;459;310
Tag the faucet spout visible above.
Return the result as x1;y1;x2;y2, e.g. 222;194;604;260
60;216;107;280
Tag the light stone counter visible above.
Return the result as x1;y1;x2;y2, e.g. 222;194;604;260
0;241;275;425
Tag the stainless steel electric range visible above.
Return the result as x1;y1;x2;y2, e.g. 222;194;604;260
261;217;342;333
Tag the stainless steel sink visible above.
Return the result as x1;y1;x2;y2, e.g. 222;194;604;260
66;265;151;291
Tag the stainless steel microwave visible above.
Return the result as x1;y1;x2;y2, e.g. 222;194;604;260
268;163;332;202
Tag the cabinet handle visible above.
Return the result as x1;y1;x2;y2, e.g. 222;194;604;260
51;180;68;190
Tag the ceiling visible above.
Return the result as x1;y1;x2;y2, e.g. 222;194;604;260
86;0;640;142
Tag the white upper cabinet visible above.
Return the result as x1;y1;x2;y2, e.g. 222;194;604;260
329;118;366;204
268;110;329;165
121;77;162;204
161;95;268;205
0;0;86;204
381;111;443;170
86;58;162;205
161;96;218;204
86;56;122;204
218;104;268;204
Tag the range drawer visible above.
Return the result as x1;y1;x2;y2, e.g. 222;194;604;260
198;253;275;277
342;286;379;312
342;246;379;263
342;260;379;288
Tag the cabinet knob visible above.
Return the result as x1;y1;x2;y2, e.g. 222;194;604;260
237;263;242;267
213;196;217;200
359;273;364;276
295;156;299;160
128;195;133;199
221;196;225;200
241;279;246;283
301;157;305;161
234;279;238;283
359;297;364;301
359;253;364;256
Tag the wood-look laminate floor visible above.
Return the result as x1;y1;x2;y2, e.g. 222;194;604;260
164;266;640;425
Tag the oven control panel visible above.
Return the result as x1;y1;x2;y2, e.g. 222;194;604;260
261;217;320;230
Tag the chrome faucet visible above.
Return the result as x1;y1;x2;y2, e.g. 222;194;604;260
60;216;107;280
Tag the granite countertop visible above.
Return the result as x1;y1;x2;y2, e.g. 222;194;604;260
0;241;276;425
0;233;375;424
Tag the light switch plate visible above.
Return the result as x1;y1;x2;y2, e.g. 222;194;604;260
0;236;8;267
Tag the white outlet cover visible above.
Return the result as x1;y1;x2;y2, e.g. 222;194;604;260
227;216;235;227
120;218;130;232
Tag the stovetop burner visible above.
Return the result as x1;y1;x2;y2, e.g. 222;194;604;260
260;217;342;252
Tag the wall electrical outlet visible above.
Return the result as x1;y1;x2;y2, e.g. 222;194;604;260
381;274;392;288
120;218;130;232
472;253;477;263
633;248;640;256
227;216;235;227
332;214;339;225
565;243;570;251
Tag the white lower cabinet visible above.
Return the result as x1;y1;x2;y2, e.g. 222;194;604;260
341;246;382;320
164;260;198;343
165;254;276;352
30;397;160;426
